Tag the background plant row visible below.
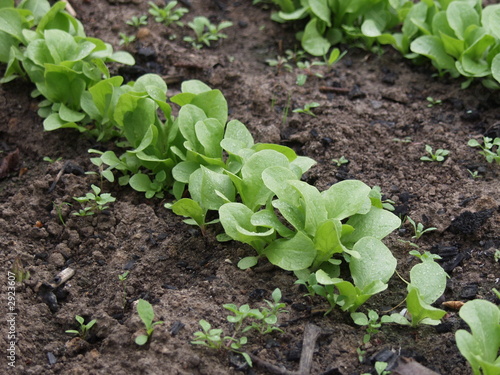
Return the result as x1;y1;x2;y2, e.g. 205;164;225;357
268;0;500;88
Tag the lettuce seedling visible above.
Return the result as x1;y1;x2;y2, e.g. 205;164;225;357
183;16;233;49
135;299;164;345
382;251;447;327
455;299;500;375
420;145;449;162
148;1;188;27
66;315;96;340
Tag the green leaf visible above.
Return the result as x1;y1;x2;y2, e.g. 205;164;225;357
169;198;205;227
322;180;371;220
410;35;458;74
350;237;397;290
447;1;479;40
455;299;500;375
137;299;154;329
189;166;235;211
312;219;346;268
406;286;446;326
341;207;401;246
309;0;331;27
263;231;317;271
251;208;295;238
409;260;447;304
302;18;330;56
58;103;85;122
135;335;149;345
237;256;259;270
288;180;328;237
191;90;228;127
492;54;500;83
195;118;224;158
221;119;254;155
128;173;153;192
181;79;212;95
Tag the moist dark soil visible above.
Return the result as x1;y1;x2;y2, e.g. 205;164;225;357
1;1;499;374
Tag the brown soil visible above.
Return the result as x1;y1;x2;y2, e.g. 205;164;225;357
1;1;499;374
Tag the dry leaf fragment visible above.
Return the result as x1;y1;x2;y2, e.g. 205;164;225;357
0;148;20;178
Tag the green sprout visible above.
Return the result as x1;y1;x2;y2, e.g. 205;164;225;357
426;97;442;107
135;299;164;345
293;102;320;117
184;17;233;49
406;217;437;240
468;137;500;164
126;15;148;28
467;169;482;179
266;56;293;74
148;1;188;26
192;288;287;367
351;309;382;344
72;184;116;216
66;315;97;340
118;32;136;46
43;156;62;163
420;145;449;162
331;156;349;167
118;271;130;309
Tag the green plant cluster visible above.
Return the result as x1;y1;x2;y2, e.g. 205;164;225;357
269;0;500;87
0;0;135;141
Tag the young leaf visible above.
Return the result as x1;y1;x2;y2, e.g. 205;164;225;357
263;230;317;271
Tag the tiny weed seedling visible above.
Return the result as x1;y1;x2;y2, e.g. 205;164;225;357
119;33;136;46
467;169;482;179
351;309;382;344
420;145;449;162
494;249;500;263
118;271;130;309
426;97;442;107
11;258;30;283
332;156;348;167
72;185;116;216
126;15;148;28
184;17;233;49
468;137;500;164
406;217;437;240
293;102;320;117
43;156;62;163
362;362;391;375
53;201;71;226
148;1;188;26
135;299;164;345
266;56;293;74
66;315;96;340
192;288;287;367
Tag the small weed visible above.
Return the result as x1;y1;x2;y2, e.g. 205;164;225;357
266;56;293;74
66;315;96;340
324;47;347;67
118;271;130;309
135;299;164;345
467;169;482;179
43;156;62;163
72;184;116;216
293;102;320;117
53;201;71;226
126;15;148;28
468;136;500;164
11;258;30;283
148;1;188;26
406;216;437;240
351;309;382;344
420;145;449;162
426;97;442;107
494;249;500;263
118;32;136;46
184;17;233;49
192;288;287;367
331;156;348;167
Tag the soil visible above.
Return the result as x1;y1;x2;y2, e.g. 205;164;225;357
1;1;499;374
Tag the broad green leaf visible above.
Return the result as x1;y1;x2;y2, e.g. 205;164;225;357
402;2;428;40
491;54;500;83
456;299;500;375
288;180;327;237
189;166;235;211
115;95;156;148
44;29;95;63
221;119;254;154
250;209;295;238
341;207;401;245
322;180;371;220
129;173;153;192
237;256;259;270
350;237;396;290
409;260;447;304
312;219;346;268
181;79;212;95
302;18;330;56
219;203;273;250
263;231;317;271
195;118;224;158
447;1;480;40
482;4;500;40
0;8;30;42
169;198;205;227
272;200;305;233
406;286;446;326
43;113;85;132
410;35;458;74
58;103;85;122
137;299;154;328
309;0;331;27
19;0;50;24
262;166;300;206
177;104;207;152
191;90;228;127
109;50;135;65
133;73;167;96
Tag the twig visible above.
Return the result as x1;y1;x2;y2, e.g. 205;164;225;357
249;323;327;375
319;86;350;94
62;0;77;17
